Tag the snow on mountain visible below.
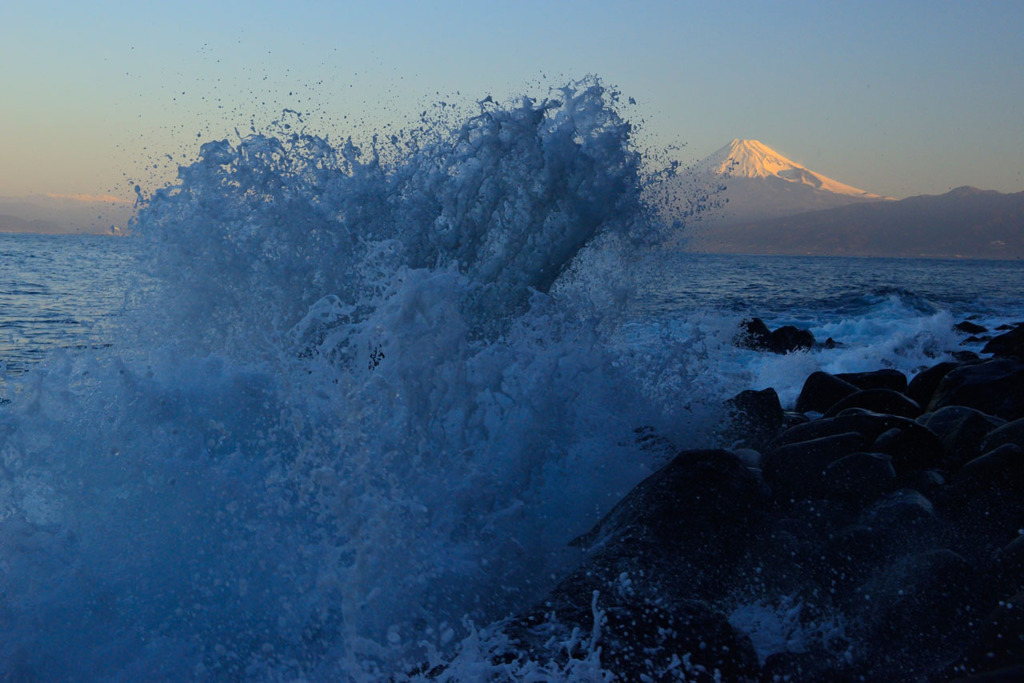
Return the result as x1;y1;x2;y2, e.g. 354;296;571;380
698;139;888;200
669;139;893;228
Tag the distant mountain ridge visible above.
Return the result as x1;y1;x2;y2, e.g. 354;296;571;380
687;185;1024;259
679;139;893;227
0;214;63;234
0;194;132;234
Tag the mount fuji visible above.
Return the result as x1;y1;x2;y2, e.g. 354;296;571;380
676;139;892;227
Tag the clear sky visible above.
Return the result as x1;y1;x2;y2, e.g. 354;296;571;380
1;0;1022;202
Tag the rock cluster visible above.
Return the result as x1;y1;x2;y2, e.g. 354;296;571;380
441;323;1024;680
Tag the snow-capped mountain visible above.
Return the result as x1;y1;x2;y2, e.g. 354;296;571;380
674;139;892;227
700;139;888;199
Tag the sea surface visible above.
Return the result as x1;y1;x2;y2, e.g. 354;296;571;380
0;233;131;377
1;81;1023;680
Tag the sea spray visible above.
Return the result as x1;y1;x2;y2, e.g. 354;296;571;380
0;78;685;679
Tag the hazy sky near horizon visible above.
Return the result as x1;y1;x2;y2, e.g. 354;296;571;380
1;1;1021;202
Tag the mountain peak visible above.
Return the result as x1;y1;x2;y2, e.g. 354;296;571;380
699;139;888;200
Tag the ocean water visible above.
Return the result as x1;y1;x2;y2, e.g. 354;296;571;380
1;80;1023;680
0;233;131;377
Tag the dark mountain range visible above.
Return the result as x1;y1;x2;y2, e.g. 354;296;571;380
0;214;63;234
686;186;1024;259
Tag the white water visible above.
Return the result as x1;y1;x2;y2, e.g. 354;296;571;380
0;79;691;680
2;78;1022;680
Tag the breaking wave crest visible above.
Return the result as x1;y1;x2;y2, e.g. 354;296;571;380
0;79;684;679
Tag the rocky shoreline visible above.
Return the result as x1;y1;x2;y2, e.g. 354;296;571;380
434;320;1024;681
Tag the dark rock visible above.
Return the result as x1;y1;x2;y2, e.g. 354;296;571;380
571;449;768;551
983;324;1024;359
951;665;1024;682
950;591;1024;678
929;358;1024;421
736;317;772;351
896;468;945;497
820;452;896;504
918;406;1006;470
762;432;869;500
770;409;917;453
956;320;989;335
859;489;940;548
762;651;853;682
506;596;760;681
822;388;923;419
951;444;1024;497
906;360;961;409
836;368;908;393
863;549;976;677
781;410;811;430
988;535;1024;599
872;423;947;473
795;371;859;414
725;387;784;451
770;325;815;354
834;409;918;442
982;418;1024;454
600;600;760;681
941;445;1024;553
952;350;981;362
826;524;890;587
769;416;846;451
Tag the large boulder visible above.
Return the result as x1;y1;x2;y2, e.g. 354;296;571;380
906;360;961;409
918;406;1006;470
795;371;859;414
762;432;869;500
725;387;784;451
822;389;922;419
982;324;1024;359
928;358;1024;421
837;368;908;393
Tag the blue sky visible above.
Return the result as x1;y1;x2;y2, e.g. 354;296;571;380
1;1;1021;201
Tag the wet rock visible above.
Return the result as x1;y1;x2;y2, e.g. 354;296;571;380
820;452;896;504
725;387;784;451
795;371;859;414
735;318;818;355
897;468;946;497
949;591;1024;678
762;650;853;682
918;406;1006;470
506;595;760;681
950;444;1024;497
956;320;989;335
770;325;815;354
833;408;919;442
736;317;773;351
987;535;1024;600
906;360;961;408
596;600;760;681
570;449;768;552
762;432;869;500
872;423;946;473
859;489;941;550
822;388;922;419
770;417;847;451
929;358;1024;421
836;368;908;393
983;324;1024;359
863;549;976;676
981;418;1024;454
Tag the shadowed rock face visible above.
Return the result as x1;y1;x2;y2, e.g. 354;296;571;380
435;349;1024;680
